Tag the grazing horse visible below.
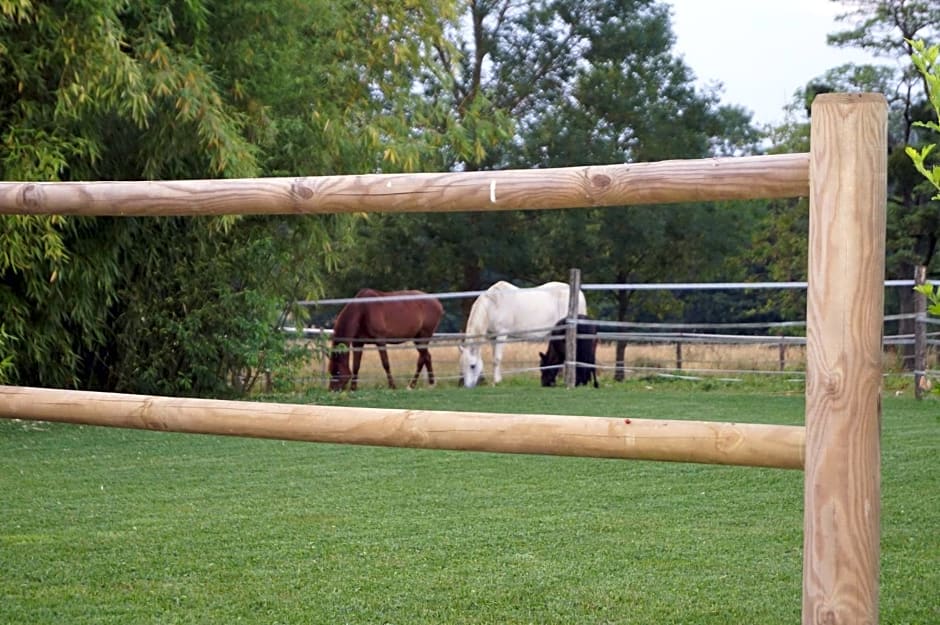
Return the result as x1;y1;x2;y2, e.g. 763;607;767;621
539;315;599;388
328;289;443;391
458;281;587;388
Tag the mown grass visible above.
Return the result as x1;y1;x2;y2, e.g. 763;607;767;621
1;379;936;624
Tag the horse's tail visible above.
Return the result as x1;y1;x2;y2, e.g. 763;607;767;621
418;296;445;338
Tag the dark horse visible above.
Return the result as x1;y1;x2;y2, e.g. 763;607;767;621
539;315;599;388
328;289;444;391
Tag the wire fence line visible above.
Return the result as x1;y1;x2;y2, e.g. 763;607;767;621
286;327;938;388
296;278;940;308
283;321;939;350
284;279;939;387
582;279;940;290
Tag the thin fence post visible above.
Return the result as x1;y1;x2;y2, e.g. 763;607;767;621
914;265;927;399
564;269;581;389
804;93;885;625
675;341;683;370
779;341;787;372
614;339;626;382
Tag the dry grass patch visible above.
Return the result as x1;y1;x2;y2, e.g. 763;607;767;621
300;338;810;390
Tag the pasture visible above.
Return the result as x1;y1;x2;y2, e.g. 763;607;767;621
1;381;936;624
302;338;809;390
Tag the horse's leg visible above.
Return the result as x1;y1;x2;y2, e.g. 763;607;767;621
492;336;506;384
351;342;364;391
407;342;422;389
589;338;597;388
409;341;433;389
377;343;396;389
423;343;435;387
591;337;599;388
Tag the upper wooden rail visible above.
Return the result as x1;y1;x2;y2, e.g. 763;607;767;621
0;153;809;216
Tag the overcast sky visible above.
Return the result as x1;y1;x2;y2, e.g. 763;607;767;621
665;0;886;127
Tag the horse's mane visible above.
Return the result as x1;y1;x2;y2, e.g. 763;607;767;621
465;281;517;336
333;291;374;345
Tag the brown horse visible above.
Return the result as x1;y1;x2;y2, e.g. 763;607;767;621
328;289;444;391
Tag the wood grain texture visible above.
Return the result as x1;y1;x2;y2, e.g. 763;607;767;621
0;153;809;216
0;385;805;469
804;93;886;625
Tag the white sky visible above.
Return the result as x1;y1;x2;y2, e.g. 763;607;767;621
666;0;885;127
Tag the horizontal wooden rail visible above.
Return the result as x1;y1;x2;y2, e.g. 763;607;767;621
0;386;804;469
0;153;809;217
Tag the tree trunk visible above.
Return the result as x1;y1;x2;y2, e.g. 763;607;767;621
461;261;482;326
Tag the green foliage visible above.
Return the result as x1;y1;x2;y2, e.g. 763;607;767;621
746;5;940;336
327;0;764;320
906;39;940;199
824;4;940;279
736;125;813;322
906;38;940;365
907;142;940;198
914;283;940;315
0;0;260;390
0;1;456;394
0;325;13;384
0;215;125;387
105;219;281;396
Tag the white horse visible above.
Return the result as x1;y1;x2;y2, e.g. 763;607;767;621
458;281;587;388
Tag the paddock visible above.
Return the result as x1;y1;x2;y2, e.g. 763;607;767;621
0;93;888;624
284;277;939;389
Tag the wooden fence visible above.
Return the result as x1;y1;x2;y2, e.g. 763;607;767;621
0;93;887;625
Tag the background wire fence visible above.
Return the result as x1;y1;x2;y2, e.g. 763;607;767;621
283;280;939;389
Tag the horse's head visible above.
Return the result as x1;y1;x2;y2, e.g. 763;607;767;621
458;343;485;388
328;346;352;391
539;351;560;387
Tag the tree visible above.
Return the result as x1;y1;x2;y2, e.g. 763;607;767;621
1;1;258;389
828;2;940;344
326;0;765;334
907;39;940;317
709;3;940;352
743;2;940;367
906;39;940;199
0;1;461;394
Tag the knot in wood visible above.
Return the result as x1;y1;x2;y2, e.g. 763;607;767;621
21;184;41;211
290;181;314;200
590;174;612;189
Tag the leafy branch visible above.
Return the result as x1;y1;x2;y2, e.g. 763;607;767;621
914;284;940;316
906;39;940;317
905;39;940;199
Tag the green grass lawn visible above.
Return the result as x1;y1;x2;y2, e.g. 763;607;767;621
1;379;936;624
